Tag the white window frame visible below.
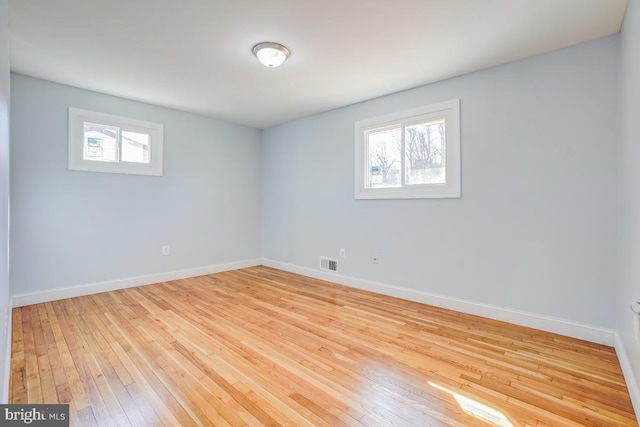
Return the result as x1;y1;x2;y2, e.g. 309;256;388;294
68;107;164;176
355;99;460;199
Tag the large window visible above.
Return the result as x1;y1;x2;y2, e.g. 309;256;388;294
355;99;460;199
68;107;164;176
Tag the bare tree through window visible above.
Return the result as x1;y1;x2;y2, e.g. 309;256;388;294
366;120;445;188
368;128;401;187
356;99;459;199
405;120;446;185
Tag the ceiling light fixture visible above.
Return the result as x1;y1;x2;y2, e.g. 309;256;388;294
252;42;290;68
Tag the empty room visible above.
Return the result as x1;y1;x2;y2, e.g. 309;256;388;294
1;0;640;425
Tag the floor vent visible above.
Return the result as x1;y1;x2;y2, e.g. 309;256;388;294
319;257;338;272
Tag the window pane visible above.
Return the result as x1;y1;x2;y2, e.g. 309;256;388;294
367;128;401;188
121;130;150;164
83;122;118;162
404;120;446;185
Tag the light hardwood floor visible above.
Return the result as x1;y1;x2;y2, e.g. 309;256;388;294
9;266;638;426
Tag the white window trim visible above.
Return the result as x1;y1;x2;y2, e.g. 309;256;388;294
355;99;460;199
68;107;164;176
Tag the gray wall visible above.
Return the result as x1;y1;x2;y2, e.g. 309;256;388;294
618;0;640;399
10;75;262;294
261;36;619;329
0;0;10;404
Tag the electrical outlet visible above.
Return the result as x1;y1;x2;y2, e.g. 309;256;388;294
373;253;379;264
339;248;346;258
162;245;170;256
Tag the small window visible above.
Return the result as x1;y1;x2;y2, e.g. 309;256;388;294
68;108;163;176
355;99;460;199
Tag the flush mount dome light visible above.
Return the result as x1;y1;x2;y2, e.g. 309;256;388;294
252;42;290;68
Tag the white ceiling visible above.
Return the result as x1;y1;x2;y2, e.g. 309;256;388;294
8;0;628;129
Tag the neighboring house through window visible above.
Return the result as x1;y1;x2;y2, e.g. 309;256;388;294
68;107;164;176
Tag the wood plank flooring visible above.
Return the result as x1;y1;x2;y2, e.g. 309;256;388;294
9;266;638;426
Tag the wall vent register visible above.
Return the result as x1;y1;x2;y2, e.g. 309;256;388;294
319;257;338;272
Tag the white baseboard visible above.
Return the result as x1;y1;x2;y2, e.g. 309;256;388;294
11;259;261;307
615;333;640;422
261;258;615;346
